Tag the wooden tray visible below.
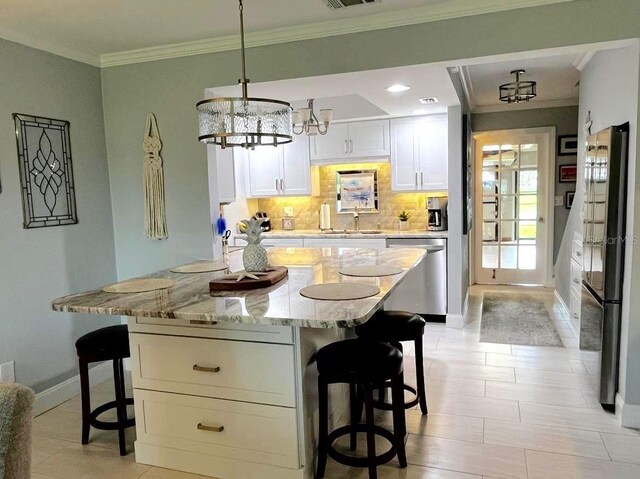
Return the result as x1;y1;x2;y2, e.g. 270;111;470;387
209;267;288;292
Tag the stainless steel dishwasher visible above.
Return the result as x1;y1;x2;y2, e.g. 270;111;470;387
385;238;447;319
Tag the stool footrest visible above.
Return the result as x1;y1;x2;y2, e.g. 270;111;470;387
373;383;420;411
89;399;136;431
327;424;397;468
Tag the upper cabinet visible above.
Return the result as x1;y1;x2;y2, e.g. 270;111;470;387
310;120;390;162
390;115;448;192
247;135;318;197
208;145;237;204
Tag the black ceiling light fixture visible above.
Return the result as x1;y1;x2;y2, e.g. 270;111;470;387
499;70;537;104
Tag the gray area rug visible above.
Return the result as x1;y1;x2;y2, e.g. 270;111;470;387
480;292;564;347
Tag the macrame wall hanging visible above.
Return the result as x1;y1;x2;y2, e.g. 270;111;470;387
142;113;168;239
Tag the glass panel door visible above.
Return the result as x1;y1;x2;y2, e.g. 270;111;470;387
474;130;551;285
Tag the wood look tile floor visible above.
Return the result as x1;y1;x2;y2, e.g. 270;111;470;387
31;285;640;479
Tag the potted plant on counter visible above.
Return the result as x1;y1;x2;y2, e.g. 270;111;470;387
398;211;411;231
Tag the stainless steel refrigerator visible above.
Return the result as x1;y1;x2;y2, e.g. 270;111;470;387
580;123;629;410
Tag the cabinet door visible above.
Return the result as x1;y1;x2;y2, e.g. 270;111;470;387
416;115;448;190
211;146;236;203
247;147;282;197
390;118;419;192
310;123;349;161
281;136;311;196
349;120;390;158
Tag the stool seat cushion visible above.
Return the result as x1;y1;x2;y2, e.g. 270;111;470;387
76;325;130;359
355;310;425;342
316;339;402;382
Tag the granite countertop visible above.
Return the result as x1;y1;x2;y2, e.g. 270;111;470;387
244;229;448;240
52;247;426;329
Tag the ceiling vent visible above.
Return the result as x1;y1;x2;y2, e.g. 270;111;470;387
323;0;380;10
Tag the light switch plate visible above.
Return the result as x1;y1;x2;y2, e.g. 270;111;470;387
0;361;15;383
283;207;294;217
555;195;564;206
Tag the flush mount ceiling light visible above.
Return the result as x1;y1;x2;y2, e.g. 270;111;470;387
387;84;411;92
499;69;537;104
196;0;293;149
292;99;333;136
419;97;439;104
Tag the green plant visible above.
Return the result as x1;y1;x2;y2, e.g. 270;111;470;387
398;210;412;222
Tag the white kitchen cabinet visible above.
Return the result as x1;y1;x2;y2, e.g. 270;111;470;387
247;136;317;197
208;145;237;204
310;120;390;162
303;238;386;249
390;115;448;192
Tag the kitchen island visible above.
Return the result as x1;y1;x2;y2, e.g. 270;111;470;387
52;247;426;479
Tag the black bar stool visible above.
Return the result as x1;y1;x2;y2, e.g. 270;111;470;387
316;339;407;479
75;325;135;456
355;310;428;415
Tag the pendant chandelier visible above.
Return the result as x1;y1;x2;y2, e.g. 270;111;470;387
292;99;333;136
499;70;537;104
196;0;293;149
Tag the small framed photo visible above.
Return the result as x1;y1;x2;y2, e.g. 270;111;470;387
282;217;295;230
558;135;579;156
559;164;577;183
565;191;575;209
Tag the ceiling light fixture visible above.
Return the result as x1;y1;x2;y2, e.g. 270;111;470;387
292;99;333;136
419;97;439;104
196;0;293;149
499;69;537;104
387;84;411;92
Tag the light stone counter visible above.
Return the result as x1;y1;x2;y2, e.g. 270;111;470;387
243;229;448;240
52;247;426;328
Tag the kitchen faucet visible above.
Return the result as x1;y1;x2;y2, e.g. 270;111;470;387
353;206;360;232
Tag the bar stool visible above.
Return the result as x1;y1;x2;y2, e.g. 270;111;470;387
75;325;135;456
316;339;407;479
355;310;428;415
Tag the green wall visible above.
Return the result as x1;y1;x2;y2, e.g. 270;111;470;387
101;0;640;410
0;38;117;392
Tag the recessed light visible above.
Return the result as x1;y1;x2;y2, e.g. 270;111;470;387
419;97;439;104
387;84;411;92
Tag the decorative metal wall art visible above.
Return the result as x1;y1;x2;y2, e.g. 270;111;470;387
13;113;78;228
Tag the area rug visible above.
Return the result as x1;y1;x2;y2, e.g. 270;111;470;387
480;292;564;347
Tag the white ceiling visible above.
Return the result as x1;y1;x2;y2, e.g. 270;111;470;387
460;54;583;112
0;0;576;66
208;63;460;119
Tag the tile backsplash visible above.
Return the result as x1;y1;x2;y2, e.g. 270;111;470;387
256;162;446;231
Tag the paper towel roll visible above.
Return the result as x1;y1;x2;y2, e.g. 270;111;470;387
320;204;331;230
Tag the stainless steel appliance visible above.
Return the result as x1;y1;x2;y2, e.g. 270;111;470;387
253;211;272;231
384;238;447;319
427;197;448;231
580;123;629;410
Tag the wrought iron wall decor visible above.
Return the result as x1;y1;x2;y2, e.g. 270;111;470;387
13;114;78;228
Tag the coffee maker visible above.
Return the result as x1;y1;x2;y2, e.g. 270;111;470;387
426;197;448;231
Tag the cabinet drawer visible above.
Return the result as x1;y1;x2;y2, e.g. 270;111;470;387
128;316;293;344
572;235;583;265
130;333;296;407
302;238;386;249
570;259;582;296
569;289;581;331
134;389;299;469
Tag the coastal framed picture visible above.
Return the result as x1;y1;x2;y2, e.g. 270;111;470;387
336;169;379;213
559;164;577;183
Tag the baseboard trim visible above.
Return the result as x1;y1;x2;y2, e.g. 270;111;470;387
33;362;112;417
553;289;579;337
616;393;640;428
446;289;470;329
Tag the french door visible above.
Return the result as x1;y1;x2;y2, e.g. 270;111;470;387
474;128;553;285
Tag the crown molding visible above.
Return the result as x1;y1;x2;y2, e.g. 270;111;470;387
99;0;575;67
473;97;579;114
0;26;100;67
573;51;595;71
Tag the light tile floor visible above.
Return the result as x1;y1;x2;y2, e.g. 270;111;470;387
31;285;640;479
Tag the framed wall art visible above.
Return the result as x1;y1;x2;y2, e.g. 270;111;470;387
13;113;78;228
565;191;575;209
558;135;579;156
336;169;379;213
559;164;578;183
462;114;473;234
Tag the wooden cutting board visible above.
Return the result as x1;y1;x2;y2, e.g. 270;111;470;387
209;267;288;291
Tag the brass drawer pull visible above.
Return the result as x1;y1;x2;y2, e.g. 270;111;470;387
197;422;224;433
190;319;218;325
193;365;221;373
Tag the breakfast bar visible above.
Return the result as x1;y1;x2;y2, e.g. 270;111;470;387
52;247;426;479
